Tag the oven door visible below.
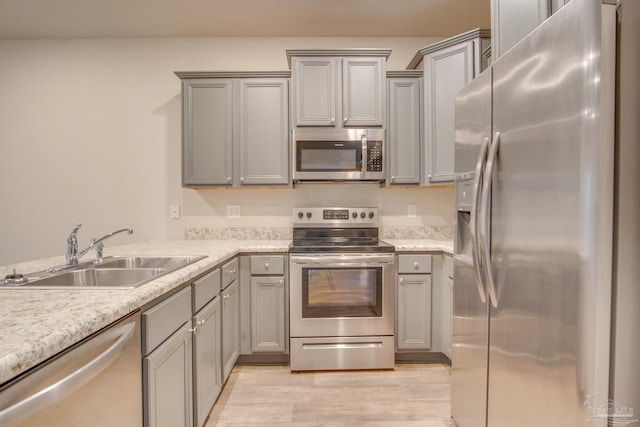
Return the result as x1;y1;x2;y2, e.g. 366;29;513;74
289;253;395;337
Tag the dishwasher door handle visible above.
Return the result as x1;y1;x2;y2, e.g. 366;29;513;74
0;322;136;427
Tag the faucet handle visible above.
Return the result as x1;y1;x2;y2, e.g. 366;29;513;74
92;238;105;263
70;223;82;235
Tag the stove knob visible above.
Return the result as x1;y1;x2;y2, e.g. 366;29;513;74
306;212;312;219
352;211;358;219
360;211;366;219
369;211;375;219
297;211;304;219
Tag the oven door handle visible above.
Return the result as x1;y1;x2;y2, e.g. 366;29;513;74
290;254;395;265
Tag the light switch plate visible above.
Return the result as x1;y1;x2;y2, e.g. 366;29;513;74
169;204;181;219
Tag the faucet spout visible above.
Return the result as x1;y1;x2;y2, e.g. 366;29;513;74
65;226;133;266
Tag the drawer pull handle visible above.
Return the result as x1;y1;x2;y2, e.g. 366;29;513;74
414;262;419;269
264;262;270;270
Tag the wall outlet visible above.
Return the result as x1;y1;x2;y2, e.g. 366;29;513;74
227;204;241;218
169;204;181;219
408;204;417;217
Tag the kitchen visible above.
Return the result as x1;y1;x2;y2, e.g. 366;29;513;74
1;0;638;426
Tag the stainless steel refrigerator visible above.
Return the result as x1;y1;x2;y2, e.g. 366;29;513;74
451;0;640;426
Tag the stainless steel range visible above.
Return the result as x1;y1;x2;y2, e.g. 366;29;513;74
289;207;396;371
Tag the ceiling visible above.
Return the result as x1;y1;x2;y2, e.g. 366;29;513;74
0;0;490;39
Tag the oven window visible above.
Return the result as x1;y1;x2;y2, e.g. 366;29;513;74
301;267;382;318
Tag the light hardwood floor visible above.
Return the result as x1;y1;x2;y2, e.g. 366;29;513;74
206;364;453;426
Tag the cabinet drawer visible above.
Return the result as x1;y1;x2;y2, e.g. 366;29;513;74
221;258;239;290
142;286;192;355
397;254;432;274
250;255;285;275
443;255;453;279
193;268;221;313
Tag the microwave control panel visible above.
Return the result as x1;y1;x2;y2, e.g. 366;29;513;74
367;141;383;172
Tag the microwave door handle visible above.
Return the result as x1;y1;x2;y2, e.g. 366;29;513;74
361;133;367;178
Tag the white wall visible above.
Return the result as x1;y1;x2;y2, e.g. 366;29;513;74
0;36;451;265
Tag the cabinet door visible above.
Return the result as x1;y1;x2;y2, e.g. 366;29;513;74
387;77;421;185
193;297;221;427
250;276;286;352
293;57;336;127
491;0;550;61
182;79;233;186
144;322;193;427
443;276;453;359
342;57;385;127
397;274;432;350
238;79;289;185
424;41;474;184
221;280;240;383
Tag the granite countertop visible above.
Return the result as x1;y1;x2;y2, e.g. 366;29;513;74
0;238;452;386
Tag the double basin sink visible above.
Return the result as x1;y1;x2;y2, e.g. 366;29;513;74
2;256;205;289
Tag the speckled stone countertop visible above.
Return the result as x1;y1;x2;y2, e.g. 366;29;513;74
0;238;452;386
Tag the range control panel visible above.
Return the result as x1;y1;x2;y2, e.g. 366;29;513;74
293;207;379;227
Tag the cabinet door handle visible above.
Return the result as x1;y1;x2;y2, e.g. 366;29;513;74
240;177;245;183
399;277;404;285
331;118;335;125
414;262;419;269
391;176;396;183
197;320;206;327
343;117;348;125
226;177;232;183
190;326;198;335
278;280;283;287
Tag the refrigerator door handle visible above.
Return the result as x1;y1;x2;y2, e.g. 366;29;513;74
470;136;490;303
481;132;501;308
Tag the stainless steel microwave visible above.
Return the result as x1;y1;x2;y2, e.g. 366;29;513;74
292;129;385;182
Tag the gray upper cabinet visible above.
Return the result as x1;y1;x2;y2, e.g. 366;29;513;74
292;57;336;127
237;79;289;185
288;50;390;129
386;71;422;185
181;79;233;186
407;29;490;185
342;57;385;127
491;0;569;62
176;72;290;187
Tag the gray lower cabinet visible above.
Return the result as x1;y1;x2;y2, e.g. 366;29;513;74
442;255;453;359
221;259;240;383
386;72;422;185
396;254;432;350
250;275;286;352
192;296;221;427
249;255;288;354
142;286;193;427
176;72;290;187
407;29;490;185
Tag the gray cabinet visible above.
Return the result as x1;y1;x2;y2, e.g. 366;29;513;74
142;286;193;427
177;72;290;187
396;254;432;350
221;259;240;383
192;269;221;427
386;72;422;185
288;50;390;129
491;0;552;62
442;254;453;359
407;29;490;185
249;255;287;353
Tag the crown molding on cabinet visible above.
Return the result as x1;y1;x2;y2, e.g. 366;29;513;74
174;71;291;79
405;28;491;70
286;48;392;68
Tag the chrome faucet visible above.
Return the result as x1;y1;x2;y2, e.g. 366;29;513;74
65;224;133;266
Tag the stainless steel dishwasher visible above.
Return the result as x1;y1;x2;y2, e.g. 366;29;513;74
0;311;142;427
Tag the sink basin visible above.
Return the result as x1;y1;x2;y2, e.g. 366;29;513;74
1;255;207;289
18;268;167;289
97;256;204;271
